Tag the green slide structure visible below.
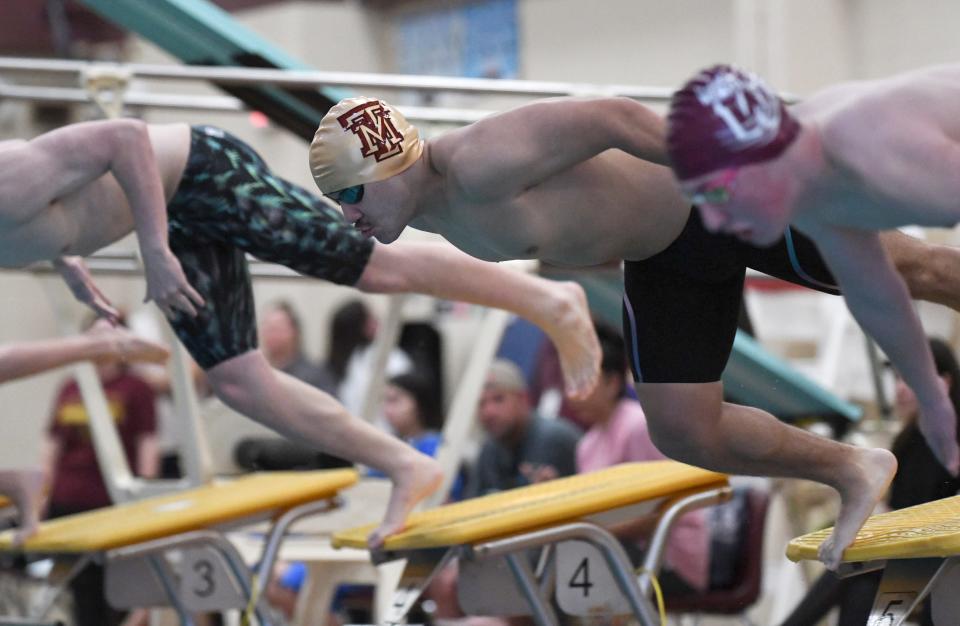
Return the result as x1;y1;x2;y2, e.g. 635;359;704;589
78;0;350;140
725;331;861;424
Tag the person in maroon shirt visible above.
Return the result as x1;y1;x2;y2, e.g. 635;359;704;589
42;329;159;626
44;366;158;511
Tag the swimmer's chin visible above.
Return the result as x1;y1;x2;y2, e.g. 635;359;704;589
371;228;404;244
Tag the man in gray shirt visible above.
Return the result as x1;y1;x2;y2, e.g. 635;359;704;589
466;358;581;498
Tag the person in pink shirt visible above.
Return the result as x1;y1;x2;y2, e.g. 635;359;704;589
571;322;710;595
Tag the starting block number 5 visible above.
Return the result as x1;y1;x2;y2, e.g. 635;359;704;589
868;593;915;626
556;541;629;616
179;547;247;611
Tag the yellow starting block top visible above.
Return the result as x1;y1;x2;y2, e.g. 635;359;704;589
333;461;727;551
787;494;960;563
0;469;357;554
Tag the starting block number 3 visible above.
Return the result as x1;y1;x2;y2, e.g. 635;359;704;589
556;541;629;616
179;547;248;611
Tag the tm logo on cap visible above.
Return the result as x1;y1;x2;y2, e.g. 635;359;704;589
338;101;406;162
695;70;781;150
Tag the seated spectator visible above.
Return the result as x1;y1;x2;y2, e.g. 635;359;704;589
465;358;581;497
378;372;464;499
327;299;412;416
379;373;443;460
571;322;710;596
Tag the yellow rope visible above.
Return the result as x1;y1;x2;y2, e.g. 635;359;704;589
635;567;667;626
240;572;262;626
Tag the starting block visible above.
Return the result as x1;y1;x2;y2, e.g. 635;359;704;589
0;470;357;626
333;461;730;626
787;494;960;626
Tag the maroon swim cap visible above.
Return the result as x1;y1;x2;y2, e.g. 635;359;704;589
667;64;801;180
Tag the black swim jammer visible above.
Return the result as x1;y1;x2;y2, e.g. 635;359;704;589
622;208;839;383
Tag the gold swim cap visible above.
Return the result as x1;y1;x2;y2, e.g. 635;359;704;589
309;97;423;194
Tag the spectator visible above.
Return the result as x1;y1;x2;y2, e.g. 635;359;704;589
382;373;443;457
327;299;412;416
127;306;194;479
465;358;580;497
42;318;160;626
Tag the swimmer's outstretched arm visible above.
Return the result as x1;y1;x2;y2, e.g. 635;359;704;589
812;224;960;473
356;241;601;398
0;120;203;318
434;97;668;198
0;320;169;383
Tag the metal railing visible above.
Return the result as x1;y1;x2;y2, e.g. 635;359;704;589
0;56;675;100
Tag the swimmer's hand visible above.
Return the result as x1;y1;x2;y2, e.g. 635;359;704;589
54;256;121;324
142;249;205;319
85;319;170;364
918;396;960;476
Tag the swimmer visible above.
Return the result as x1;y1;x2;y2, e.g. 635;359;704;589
667;65;960;567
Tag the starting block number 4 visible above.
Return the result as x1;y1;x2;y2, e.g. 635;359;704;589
179;547;248;612
556;541;629;616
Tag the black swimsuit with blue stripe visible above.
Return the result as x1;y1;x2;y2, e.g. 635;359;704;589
622;208;838;384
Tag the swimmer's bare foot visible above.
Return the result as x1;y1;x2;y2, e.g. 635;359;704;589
540;281;600;400
0;468;45;546
818;448;897;570
367;453;443;550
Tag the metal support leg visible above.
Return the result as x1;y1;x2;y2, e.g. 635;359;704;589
147;554;194;626
505;552;558;626
33;554;94;622
640;487;732;597
379;549;455;626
